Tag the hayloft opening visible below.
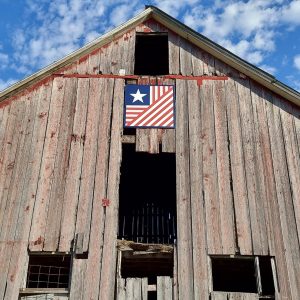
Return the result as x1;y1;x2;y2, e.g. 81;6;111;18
211;256;275;297
118;143;176;244
26;254;71;289
134;33;169;75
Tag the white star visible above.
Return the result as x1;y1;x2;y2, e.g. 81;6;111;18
130;89;147;103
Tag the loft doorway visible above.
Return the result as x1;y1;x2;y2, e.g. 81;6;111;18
118;144;177;244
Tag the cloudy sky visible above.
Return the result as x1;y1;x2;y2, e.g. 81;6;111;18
1;0;300;91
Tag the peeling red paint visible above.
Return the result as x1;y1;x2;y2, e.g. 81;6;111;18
50;131;56;138
25;205;30;211
33;236;44;246
102;198;110;207
39;112;47;119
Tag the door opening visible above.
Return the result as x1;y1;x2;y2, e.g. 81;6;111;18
118;143;176;244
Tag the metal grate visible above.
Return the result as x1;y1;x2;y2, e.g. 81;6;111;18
26;255;70;289
119;201;176;244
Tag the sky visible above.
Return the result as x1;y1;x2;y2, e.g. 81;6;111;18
1;0;300;92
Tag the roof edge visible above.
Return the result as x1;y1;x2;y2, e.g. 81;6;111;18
0;7;154;101
1;5;300;107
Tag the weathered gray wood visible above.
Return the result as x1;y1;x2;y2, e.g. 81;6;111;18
157;276;172;300
237;78;269;255
44;78;78;251
74;78;105;253
116;278;126;300
125;278;134;299
202;80;222;254
225;77;252;255
187;80;209;299
87;48;100;74
250;82;275;256
82;78;114;300
175;80;194;299
168;31;180;74
266;94;300;299
179;37;192;76
59;78;90;252
29;77;66;251
69;258;86;300
253;86;291;298
191;45;204;76
98;79;124;299
3;83;53;300
213;80;236;254
141;278;148;300
123;30;135;75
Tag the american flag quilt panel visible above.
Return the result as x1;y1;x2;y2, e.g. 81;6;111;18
124;84;175;128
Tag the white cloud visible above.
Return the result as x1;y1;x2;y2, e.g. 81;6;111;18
282;0;300;26
294;54;300;71
0;53;9;70
259;64;277;75
0;78;17;91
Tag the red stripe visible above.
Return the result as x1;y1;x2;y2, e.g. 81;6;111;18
130;93;173;126
157;113;173;127
144;104;174;127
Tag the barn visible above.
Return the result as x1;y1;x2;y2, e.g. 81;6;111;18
0;5;300;300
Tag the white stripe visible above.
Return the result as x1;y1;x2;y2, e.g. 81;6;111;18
126;105;147;109
146;103;173;126
130;90;173;126
154;110;173;126
154;86;158;102
164;118;174;127
126;109;144;113
138;99;173;126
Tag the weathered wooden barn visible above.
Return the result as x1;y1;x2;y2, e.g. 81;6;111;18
0;5;300;300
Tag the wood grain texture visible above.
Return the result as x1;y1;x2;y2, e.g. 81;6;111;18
74;78;105;253
187;80;209;299
175;79;194;299
98;79;124;299
266;94;300;299
82;78;114;300
29;77;66;251
213;80;236;254
44;78;78;251
59;79;90;252
225;77;252;255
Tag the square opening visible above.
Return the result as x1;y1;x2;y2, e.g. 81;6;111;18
26;254;71;289
134;33;169;75
211;256;276;297
212;256;257;293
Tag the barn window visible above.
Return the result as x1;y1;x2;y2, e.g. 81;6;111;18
118;143;176;244
25;253;71;289
134;33;169;75
211;256;276;298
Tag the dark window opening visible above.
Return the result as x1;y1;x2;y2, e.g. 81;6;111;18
123;127;136;136
211;256;275;297
118;143;177;244
134;33;169;75
259;257;275;296
26;254;71;289
121;252;173;278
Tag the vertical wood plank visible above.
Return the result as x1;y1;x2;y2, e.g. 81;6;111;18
4;83;53;300
141;278;148;300
29;77;66;251
168;31;180;74
82;78;114;300
202;80;222;254
179;38;192;76
157;277;172;300
187;80;209;299
266;95;300;299
44;78;78;251
59;78;90;252
74;78;105;253
213;80;236;254
175;79;194;299
236;78;268;255
225;78;252;255
117;278;126;300
98;79;124;300
191;45;204;76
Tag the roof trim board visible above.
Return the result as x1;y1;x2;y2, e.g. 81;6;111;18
1;6;300;107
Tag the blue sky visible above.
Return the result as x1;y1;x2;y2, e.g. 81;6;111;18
1;0;300;92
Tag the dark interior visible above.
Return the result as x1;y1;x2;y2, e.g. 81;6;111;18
212;257;257;293
134;33;169;75
259;256;275;296
118;143;177;244
26;254;71;289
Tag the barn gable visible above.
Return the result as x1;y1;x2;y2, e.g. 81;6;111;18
0;5;300;300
